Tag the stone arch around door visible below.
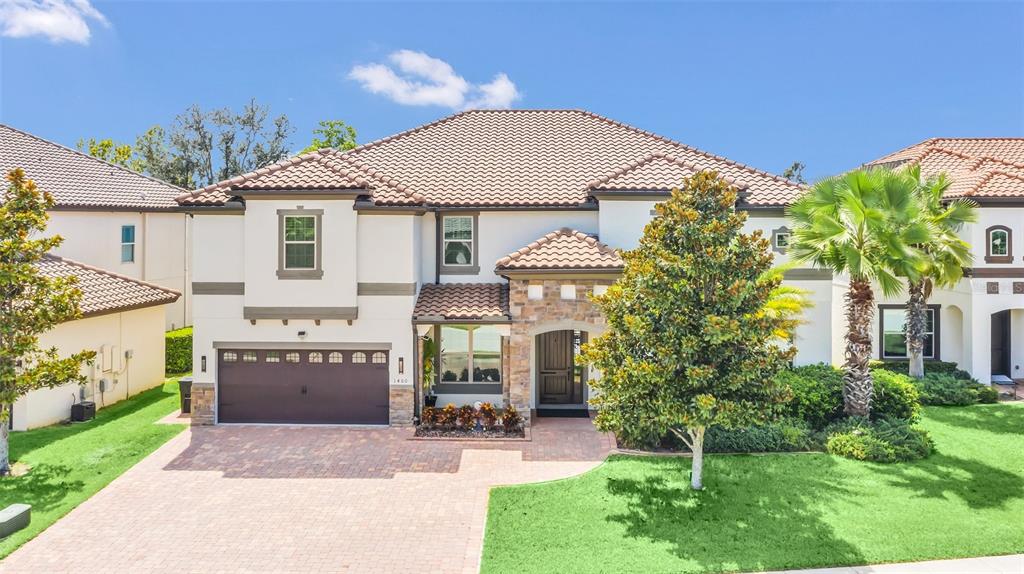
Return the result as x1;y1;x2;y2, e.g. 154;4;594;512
506;279;612;423
527;321;606;411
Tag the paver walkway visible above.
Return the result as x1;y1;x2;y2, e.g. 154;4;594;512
0;418;613;574
760;553;1024;574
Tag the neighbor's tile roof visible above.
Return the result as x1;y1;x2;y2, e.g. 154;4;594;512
35;255;181;318
413;283;509;322
179;110;802;208
495;228;623;271
1;124;185;210
867;138;1024;199
868;138;1024;167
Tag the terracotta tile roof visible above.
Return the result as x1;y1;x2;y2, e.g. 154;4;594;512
413;283;509;322
34;255;181;318
866;138;1024;199
1;124;185;210
180;110;801;208
588;153;744;192
495;228;623;271
868;138;1024;167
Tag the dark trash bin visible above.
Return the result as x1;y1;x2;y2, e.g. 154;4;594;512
178;377;193;414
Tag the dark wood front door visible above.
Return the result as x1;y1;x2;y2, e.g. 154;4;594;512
991;311;1011;377
218;349;389;424
538;331;575;404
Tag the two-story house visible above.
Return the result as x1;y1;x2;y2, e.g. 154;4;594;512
1;124;192;330
178;109;836;426
865;138;1024;386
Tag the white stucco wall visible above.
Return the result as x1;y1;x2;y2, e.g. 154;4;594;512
11;305;167;431
964;207;1024;270
437;210;598;283
47;211;191;330
243;199;358;309
357;214;419;283
193;214;245;282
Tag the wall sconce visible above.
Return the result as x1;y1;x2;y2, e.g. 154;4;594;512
398;357;404;374
201;355;207;373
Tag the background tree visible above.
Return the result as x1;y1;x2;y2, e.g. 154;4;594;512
301;120;358;153
903;166;976;378
76;138;141;171
0;169;95;474
783;161;807;184
788;169;930;416
78;99;294;188
582;171;795;490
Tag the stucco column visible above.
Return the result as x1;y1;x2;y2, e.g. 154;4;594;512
969;302;992;382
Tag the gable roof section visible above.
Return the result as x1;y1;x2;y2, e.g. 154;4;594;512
179;110;802;208
413;283;509;322
495;228;623;272
1;124;185;210
868;138;1024;167
34;255;181;318
867;138;1024;200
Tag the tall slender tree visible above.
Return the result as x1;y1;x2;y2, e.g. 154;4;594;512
903;166;977;378
0;169;95;474
788;168;930;416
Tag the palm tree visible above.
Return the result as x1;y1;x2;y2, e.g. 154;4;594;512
903;166;977;378
788;168;930;416
758;263;813;343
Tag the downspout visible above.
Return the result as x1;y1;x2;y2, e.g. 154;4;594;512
412;324;420;421
433;209;441;284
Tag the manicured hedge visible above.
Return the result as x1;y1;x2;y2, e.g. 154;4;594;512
165;327;192;374
870;359;973;381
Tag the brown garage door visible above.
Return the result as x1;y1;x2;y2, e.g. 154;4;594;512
217;349;389;424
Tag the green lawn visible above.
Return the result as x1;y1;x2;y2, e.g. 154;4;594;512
482;403;1024;574
0;378;186;558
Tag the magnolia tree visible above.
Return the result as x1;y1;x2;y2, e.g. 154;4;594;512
582;172;795;490
0;169;94;474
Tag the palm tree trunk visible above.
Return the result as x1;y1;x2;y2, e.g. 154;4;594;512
844;278;875;417
906;280;927;379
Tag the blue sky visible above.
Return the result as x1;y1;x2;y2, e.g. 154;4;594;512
2;1;1022;181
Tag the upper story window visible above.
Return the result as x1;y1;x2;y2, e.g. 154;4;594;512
439;213;480;275
771;226;791;254
121;225;135;263
277;208;324;279
880;306;938;360
986;225;1012;263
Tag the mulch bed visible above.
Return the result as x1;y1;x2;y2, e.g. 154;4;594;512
414;427;525;439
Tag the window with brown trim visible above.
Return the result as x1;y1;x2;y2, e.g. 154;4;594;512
986;225;1013;263
879;305;940;360
438;213;480;275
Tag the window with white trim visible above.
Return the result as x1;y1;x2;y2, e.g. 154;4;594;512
881;307;937;359
442;216;474;266
283;215;317;269
121;225;135;263
438;325;502;383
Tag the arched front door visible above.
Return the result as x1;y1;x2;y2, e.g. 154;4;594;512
536;330;587;405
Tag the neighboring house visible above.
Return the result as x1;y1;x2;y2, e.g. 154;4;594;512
12;256;180;430
1;124;192;330
178;109;828;427
865;138;1024;383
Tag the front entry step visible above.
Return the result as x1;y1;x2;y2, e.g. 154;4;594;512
536;408;590;418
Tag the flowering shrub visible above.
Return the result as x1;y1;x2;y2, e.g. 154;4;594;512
457;404;477;428
501;405;523;432
479;402;498;429
438;403;459;428
420;406;438;428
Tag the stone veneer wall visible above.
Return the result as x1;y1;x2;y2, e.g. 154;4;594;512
507;279;611;425
389;386;414;426
190;381;215;426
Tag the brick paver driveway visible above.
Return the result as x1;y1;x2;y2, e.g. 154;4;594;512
0;418;612;574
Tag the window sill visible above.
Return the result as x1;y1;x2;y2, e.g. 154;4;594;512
439;265;481;275
984;255;1014;264
433;382;502;394
276;269;324;280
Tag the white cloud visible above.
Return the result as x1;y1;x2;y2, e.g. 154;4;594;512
349;50;521;110
0;0;109;45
